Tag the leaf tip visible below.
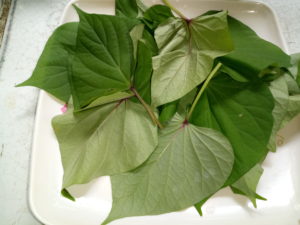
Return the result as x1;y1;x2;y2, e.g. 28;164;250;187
72;3;87;19
61;188;76;202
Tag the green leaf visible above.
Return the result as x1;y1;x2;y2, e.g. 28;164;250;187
133;40;153;104
52;100;158;188
151;11;233;106
220;64;249;83
136;0;147;13
143;5;174;30
129;24;156;105
152;50;214;107
115;0;138;18
268;73;300;152
71;8;139;109
190;73;274;185
177;88;197;116
283;95;300;125
103;114;234;224
130;24;145;60
61;189;76;202
78;91;134;111
17;22;78;102
220;16;291;79
289;53;300;87
268;76;289;152
285;73;300;95
159;100;179;123
194;196;210;216
231;164;266;208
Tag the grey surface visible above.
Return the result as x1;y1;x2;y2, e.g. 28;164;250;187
0;0;299;225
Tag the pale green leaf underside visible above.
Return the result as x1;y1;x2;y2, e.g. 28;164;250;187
289;53;300;83
77;91;134;111
268;74;300;152
231;164;265;207
151;11;233;106
52;100;158;188
283;94;300;124
152;49;213;106
104;114;234;224
268;76;289;152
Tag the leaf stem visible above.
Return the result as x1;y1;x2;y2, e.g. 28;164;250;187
131;87;164;129
162;0;188;20
187;62;222;120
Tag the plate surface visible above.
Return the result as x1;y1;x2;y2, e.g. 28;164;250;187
29;1;300;225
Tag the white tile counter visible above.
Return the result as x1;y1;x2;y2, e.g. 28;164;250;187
0;0;299;225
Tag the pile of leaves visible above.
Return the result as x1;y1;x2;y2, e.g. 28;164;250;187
18;0;300;224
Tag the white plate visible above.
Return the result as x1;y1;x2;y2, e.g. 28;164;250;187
28;1;300;225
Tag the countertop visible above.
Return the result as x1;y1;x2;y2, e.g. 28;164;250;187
0;0;299;224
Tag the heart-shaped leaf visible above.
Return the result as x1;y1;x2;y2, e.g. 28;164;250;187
71;8;139;109
151;11;233;106
52;99;158;188
103;114;234;224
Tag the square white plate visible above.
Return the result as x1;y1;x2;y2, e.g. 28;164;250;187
28;1;300;225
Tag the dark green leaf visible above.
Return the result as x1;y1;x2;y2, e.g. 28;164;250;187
159;100;179;123
115;0;138;18
220;64;249;83
190;73;274;185
194;196;210;216
17;22;78;102
143;5;174;30
61;188;76;202
133;40;153;104
71;7;139;109
220;16;291;79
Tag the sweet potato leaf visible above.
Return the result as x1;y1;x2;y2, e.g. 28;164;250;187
190;73;274;185
268;72;300;152
130;24;145;60
116;0;147;18
220;16;291;79
115;0;138;18
143;5;174;30
133;40;153;104
17;22;78;102
52;100;158;188
103;114;234;224
268;76;289;152
151;11;233;106
71;7;139;109
159;100;179;123
78;91;134;111
289;53;300;87
130;24;157;104
231;164;266;208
